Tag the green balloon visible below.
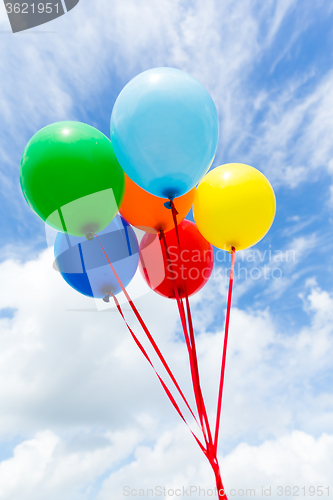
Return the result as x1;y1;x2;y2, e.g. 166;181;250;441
20;121;125;236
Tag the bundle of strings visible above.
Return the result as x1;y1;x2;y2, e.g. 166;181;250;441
94;202;236;500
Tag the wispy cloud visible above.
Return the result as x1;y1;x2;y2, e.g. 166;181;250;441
0;247;333;496
1;0;330;244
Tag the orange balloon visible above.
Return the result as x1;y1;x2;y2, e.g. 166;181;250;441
119;175;196;234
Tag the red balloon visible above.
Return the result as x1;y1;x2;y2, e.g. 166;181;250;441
139;220;214;299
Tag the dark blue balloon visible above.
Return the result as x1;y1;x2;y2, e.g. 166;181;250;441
54;215;139;299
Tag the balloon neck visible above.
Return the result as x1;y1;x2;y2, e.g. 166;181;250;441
164;199;179;217
86;232;94;241
103;293;111;303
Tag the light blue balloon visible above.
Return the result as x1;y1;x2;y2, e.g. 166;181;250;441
54;215;139;299
110;67;219;199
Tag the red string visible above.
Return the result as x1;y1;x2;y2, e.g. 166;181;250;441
95;223;231;500
168;204;213;444
110;292;207;455
94;233;203;441
183;292;213;446
159;230;209;446
214;247;236;455
169;201;229;500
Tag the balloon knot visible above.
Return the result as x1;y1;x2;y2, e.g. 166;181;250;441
164;200;179;215
103;294;110;303
86;232;94;241
170;200;179;216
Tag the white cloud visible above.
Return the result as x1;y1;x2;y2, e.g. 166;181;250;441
222;430;333;498
0;426;151;500
0;248;189;436
1;427;332;500
0;246;333;496
0;431;60;499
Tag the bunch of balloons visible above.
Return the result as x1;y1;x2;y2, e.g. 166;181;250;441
20;67;276;499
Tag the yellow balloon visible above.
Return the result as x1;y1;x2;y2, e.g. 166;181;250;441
193;163;276;251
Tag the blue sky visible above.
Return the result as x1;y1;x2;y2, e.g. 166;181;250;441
1;1;333;499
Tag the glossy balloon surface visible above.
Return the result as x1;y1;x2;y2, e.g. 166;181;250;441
111;67;219;198
20;121;125;236
193;163;276;251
